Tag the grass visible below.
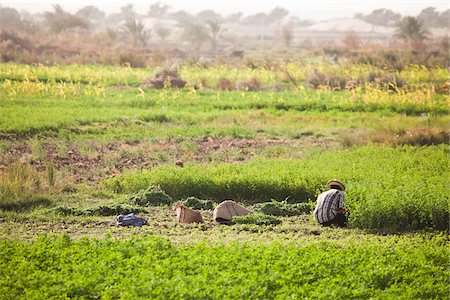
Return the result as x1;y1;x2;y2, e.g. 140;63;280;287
0;88;448;140
0;162;52;211
233;213;282;225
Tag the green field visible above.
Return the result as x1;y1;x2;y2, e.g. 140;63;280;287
0;62;448;298
1;234;448;299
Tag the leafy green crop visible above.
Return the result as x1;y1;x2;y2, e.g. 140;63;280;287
251;199;313;216
50;204;147;216
178;196;215;210
128;186;173;207
0;234;447;299
107;145;449;230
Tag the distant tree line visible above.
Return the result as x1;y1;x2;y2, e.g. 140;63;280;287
1;3;447;34
355;7;449;28
0;3;447;51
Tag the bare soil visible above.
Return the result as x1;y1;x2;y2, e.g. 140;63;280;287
1;137;323;184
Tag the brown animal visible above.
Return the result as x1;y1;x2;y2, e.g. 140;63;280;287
174;204;204;223
213;200;251;224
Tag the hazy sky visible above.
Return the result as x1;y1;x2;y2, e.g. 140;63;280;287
1;0;448;20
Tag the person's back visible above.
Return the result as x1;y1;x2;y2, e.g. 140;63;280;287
313;179;347;227
313;189;344;224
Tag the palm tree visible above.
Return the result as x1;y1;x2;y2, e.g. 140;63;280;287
103;27;119;46
148;2;169;19
0;7;21;28
120;4;137;20
182;23;209;53
207;19;221;51
155;26;171;44
121;18;150;47
281;24;294;47
395;16;429;42
44;4;88;34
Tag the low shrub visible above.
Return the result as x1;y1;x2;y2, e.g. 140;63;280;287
84;204;147;216
305;69;348;90
216;77;234;91
367;72;405;91
251;200;313;216
394;128;450;146
178;196;215;210
114;51;147;68
235;78;262;91
233;213;281;225
349;49;449;70
49;206;79;216
141;68;186;89
128;186;173;207
50;204;147;216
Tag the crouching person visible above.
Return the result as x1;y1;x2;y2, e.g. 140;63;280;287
174;204;205;223
313;179;348;228
213;200;251;224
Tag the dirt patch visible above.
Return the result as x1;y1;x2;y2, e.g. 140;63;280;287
196;137;288;156
7;143;32;156
2;142;151;183
1;137;326;184
44;143;103;170
154;136;313;163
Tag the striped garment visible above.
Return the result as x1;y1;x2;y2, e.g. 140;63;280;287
313;189;345;224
